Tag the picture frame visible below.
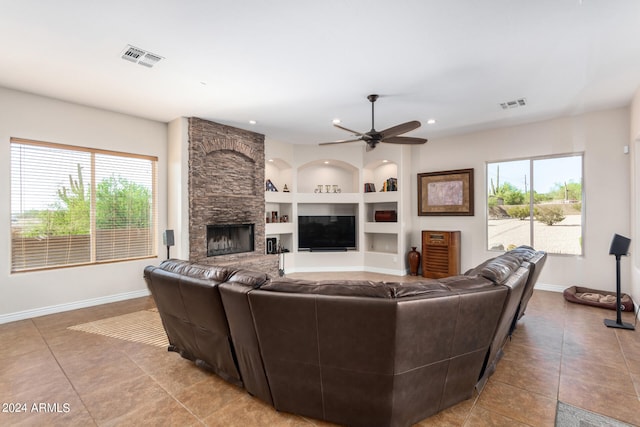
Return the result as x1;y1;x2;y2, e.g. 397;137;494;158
418;168;474;216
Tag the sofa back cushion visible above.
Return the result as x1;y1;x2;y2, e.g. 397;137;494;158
261;279;396;298
227;269;270;288
262;278;457;299
479;254;523;285
157;259;232;282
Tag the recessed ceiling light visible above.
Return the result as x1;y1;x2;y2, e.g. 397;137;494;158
324;161;330;164
249;120;257;125
382;160;389;163
332;119;341;124
268;159;274;162
427;119;437;125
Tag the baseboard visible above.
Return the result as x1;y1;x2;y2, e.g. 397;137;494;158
0;289;151;325
534;283;565;293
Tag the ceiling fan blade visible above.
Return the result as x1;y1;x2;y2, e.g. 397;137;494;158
333;123;365;136
379;121;421;139
319;138;363;146
381;136;428;145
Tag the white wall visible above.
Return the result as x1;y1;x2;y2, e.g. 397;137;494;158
167;117;189;259
411;108;631;292
629;88;640;308
0;87;167;323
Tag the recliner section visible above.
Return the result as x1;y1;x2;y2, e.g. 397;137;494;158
143;260;243;386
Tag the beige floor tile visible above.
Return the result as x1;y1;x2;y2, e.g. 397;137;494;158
203;394;313;426
560;354;636;396
464;404;531;426
558;375;640;426
173;375;246;420
476;380;556;426
103;395;201;427
417;396;475;426
490;356;559;398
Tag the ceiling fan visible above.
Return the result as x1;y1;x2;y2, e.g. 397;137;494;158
320;94;428;151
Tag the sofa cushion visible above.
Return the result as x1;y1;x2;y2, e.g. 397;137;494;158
158;259;232;282
506;245;538;261
260;278;456;299
479;254;523;285
463;257;495;276
261;279;396;298
227;269;270;289
390;281;452;298
438;274;496;292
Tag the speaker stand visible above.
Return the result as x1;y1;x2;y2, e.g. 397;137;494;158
604;254;635;330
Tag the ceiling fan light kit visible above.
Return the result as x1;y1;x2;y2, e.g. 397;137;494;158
320;94;428;151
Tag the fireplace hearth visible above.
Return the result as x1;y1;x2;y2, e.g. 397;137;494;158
207;224;255;257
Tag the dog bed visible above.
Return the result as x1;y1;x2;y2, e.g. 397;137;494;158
563;286;634;312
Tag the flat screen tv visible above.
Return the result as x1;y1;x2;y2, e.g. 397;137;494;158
298;215;356;251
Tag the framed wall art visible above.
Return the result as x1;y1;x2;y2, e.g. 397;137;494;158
418;168;474;216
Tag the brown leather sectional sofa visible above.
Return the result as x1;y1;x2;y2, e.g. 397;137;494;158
143;246;546;427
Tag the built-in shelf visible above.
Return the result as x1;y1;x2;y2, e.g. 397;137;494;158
264;154;294;255
296;192;361;204
265;222;295;235
264;145;410;274
363;191;399;203
364;232;398;254
265;158;292;193
265;192;293;203
297;159;359;194
364;222;400;234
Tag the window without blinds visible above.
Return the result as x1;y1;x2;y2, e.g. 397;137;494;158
10;138;157;272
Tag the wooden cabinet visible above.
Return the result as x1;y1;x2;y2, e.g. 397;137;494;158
421;230;460;279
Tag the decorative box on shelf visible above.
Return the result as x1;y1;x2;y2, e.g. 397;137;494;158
374;210;397;222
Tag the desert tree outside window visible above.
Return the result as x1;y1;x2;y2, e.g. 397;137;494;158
10;138;157;272
487;153;583;255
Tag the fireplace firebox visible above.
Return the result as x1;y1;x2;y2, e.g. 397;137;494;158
207;224;255;257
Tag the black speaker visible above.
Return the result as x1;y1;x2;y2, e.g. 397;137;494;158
605;233;634;330
609;233;630;256
266;237;277;254
163;230;175;247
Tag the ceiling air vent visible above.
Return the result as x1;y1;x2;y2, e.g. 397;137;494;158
499;98;527;110
121;45;163;68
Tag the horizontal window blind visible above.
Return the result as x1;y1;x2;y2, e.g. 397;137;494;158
10;138;158;272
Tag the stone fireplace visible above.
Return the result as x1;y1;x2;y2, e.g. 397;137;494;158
188;117;277;275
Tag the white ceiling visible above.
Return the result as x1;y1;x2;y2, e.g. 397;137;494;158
2;1;640;145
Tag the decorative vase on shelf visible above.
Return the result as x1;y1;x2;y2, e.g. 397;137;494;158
408;247;420;276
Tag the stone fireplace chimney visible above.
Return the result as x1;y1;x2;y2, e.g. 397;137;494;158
188;118;275;274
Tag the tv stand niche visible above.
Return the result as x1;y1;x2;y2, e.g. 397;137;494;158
422;230;460;279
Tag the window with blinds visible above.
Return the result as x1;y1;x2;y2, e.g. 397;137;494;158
10;138;158;272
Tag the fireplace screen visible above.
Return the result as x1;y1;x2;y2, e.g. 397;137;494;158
207;224;255;257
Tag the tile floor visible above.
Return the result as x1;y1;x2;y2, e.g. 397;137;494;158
1;271;640;426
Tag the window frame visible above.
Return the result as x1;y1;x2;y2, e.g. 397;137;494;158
10;137;158;273
486;152;584;256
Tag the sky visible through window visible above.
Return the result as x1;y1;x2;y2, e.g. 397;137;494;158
11;145;153;214
487;156;582;194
